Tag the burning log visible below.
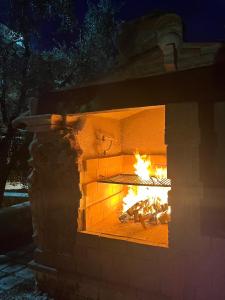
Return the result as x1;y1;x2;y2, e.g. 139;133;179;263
139;214;147;229
156;211;171;224
119;198;171;228
118;152;171;228
119;212;132;223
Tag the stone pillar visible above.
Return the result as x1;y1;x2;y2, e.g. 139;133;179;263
24;115;83;273
199;101;225;239
165;102;203;250
165;102;225;299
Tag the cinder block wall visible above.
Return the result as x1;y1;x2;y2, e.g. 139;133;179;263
32;102;225;300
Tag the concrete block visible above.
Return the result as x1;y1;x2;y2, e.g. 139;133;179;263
99;235;129;255
98;157;109;178
78;278;99;300
77;247;101;279
76;232;100;249
129;258;161;292
84;158;98;183
84;182;98;206
99;286;124;300
212;237;225;257
128;241;164;261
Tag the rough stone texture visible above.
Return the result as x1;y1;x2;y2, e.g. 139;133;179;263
28;121;83;271
93;13;221;84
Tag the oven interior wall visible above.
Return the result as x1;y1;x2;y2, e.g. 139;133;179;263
78;106;168;246
78;115;122;159
121;106;166;155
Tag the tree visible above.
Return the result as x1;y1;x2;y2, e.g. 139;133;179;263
0;0;76;207
0;0;120;206
60;0;120;87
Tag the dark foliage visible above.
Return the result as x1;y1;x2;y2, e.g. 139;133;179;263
0;0;120;206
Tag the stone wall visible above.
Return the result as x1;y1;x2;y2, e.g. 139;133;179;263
28;102;225;300
28;125;82;267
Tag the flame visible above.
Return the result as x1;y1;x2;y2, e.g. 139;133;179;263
121;153;171;225
134;153;151;180
155;167;167;179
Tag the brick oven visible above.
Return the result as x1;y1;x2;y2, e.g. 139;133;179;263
76;105;170;248
16;14;225;300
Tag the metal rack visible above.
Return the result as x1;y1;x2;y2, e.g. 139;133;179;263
98;174;171;187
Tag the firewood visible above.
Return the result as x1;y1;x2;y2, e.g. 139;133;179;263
157;211;170;224
119;212;130;223
119;198;171;226
139;214;147;229
127;207;134;216
133;210;139;222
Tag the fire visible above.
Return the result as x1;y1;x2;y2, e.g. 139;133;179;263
134;153;151;180
120;153;171;226
155;167;167;179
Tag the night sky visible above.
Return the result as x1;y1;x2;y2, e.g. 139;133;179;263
0;0;224;47
119;0;225;42
75;0;225;42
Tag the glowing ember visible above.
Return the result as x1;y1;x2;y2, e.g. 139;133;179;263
120;153;171;226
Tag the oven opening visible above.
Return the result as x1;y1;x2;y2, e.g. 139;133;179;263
77;105;171;247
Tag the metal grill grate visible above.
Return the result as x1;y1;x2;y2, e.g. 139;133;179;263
98;174;171;187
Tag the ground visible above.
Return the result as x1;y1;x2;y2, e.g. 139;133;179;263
0;243;52;300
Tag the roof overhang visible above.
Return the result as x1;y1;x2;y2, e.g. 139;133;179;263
38;64;225;114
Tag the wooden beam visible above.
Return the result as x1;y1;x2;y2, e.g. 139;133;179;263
38;65;225;114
